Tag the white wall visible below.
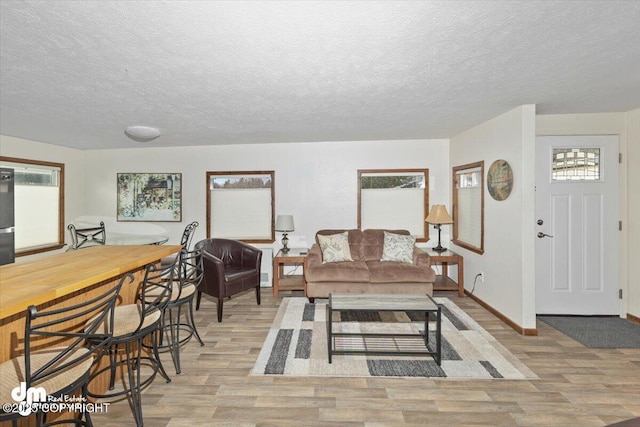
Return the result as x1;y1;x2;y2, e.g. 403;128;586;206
1;135;450;252
4;110;635;325
1;135;450;261
81;139;450;252
1;135;451;253
450;105;537;331
626;109;640;318
537;111;639;318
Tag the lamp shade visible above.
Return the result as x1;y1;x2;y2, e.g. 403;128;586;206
275;215;295;232
425;205;453;225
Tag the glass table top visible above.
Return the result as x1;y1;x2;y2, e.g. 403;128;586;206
329;293;438;312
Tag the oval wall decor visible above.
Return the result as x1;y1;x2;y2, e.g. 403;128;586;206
487;159;513;201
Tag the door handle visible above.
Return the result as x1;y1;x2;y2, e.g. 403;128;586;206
537;232;553;239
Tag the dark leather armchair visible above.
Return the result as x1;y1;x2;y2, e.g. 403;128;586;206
195;238;262;322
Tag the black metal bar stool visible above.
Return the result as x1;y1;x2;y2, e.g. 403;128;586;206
86;256;178;427
0;278;122;426
160;221;198;268
151;246;205;374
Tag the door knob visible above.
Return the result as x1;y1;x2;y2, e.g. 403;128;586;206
537;232;553;239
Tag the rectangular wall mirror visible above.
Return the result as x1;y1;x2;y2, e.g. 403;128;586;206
452;161;484;254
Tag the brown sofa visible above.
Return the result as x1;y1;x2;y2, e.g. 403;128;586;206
305;229;436;300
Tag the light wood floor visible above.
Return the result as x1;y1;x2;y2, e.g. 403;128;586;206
92;290;640;427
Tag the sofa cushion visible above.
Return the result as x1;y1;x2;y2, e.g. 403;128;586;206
366;260;433;283
318;231;353;263
381;231;416;263
224;265;259;282
316;229;364;261
305;261;370;283
362;229;410;261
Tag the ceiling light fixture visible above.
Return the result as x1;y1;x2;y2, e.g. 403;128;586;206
124;125;161;141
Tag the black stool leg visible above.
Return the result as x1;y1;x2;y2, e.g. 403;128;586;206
82;381;94;427
125;340;143;427
189;298;205;346
217;299;223;322
108;344;118;390
168;306;180;374
152;327;172;383
195;291;202;310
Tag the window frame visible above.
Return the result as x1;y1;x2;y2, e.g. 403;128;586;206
206;170;275;243
452;161;484;254
357;168;429;242
0;156;65;256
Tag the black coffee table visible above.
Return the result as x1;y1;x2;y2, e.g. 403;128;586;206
327;293;442;365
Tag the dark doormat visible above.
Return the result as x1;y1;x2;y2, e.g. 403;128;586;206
538;316;640;348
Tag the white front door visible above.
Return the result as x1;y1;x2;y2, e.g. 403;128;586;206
535;135;619;315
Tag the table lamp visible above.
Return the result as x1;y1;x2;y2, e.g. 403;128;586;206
275;215;295;253
425;205;453;252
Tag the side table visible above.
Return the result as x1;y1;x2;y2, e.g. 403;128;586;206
425;248;464;297
272;248;307;297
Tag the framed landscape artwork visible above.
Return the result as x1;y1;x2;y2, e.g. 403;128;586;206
117;173;182;222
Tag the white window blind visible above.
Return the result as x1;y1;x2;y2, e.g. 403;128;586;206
15;186;59;249
210;188;272;240
360;188;425;237
207;172;274;242
0;160;62;251
359;170;428;239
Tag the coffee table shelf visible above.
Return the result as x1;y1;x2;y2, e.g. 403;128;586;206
327;293;442;365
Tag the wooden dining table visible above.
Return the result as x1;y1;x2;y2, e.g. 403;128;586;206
0;244;181;393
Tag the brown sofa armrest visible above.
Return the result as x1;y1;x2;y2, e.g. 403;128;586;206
306;244;323;268
413;247;431;268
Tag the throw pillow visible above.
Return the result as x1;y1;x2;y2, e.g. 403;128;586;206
381;231;416;263
318;231;353;263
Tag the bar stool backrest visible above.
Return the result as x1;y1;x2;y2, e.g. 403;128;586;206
176;247;204;300
180;221;199;250
24;276;123;390
136;254;179;328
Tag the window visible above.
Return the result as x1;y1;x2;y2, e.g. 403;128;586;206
552;148;600;181
0;156;65;255
206;171;275;243
452;161;484;254
358;169;429;241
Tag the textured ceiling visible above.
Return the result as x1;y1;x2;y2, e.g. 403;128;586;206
1;1;639;150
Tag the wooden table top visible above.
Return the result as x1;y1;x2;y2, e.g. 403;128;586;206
0;245;181;320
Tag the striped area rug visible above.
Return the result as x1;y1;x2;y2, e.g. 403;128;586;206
251;297;537;379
